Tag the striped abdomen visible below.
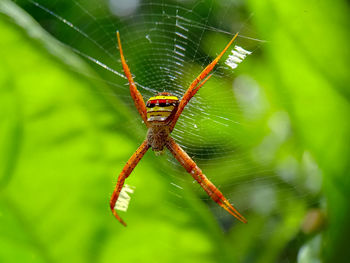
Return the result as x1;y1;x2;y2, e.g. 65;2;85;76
146;94;179;124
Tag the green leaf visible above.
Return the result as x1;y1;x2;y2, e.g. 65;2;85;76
248;0;350;261
0;1;232;262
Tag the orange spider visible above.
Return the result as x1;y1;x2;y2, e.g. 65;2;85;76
110;31;247;226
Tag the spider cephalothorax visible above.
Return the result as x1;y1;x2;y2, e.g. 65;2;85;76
111;31;247;226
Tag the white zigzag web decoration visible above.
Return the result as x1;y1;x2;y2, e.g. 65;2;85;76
225;45;252;69
114;184;135;212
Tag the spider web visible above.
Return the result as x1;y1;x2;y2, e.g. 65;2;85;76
16;0;322;238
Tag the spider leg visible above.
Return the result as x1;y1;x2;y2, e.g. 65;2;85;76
166;137;247;223
117;31;148;125
170;33;239;132
110;140;150;226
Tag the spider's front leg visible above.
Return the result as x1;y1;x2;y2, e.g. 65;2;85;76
166;137;247;223
110;140;150;226
170;33;239;132
117;31;148;125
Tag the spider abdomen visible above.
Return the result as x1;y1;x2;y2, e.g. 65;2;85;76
146;93;179;124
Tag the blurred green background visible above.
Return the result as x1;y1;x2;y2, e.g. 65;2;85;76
0;0;349;262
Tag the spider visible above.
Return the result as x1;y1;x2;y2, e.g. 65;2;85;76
110;31;247;226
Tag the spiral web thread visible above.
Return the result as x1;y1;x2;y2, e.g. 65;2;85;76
18;0;322;234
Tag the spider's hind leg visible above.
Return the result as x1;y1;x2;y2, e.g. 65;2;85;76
166;137;247;223
110;140;150;226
